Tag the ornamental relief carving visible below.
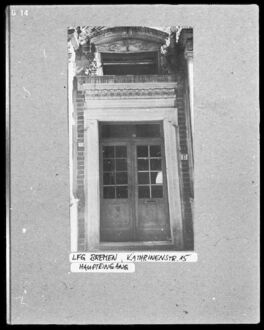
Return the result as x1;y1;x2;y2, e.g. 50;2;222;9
96;39;160;53
84;88;176;99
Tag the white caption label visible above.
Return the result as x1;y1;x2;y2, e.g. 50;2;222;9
70;252;197;263
71;262;135;273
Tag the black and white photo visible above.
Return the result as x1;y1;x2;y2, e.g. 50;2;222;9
68;26;194;251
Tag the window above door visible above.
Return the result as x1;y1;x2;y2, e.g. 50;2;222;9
101;52;159;75
100;122;162;139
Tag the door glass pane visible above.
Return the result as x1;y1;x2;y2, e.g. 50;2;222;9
102;145;128;199
137;159;149;170
116;146;127;158
103;146;115;158
116;186;128;198
138;186;150;198
103;186;115;199
151;171;163;184
116;159;127;171
150;159;161;171
150;145;161;157
137;146;148;157
103;172;115;185
103;159;115;171
116;172;128;184
138;172;149;184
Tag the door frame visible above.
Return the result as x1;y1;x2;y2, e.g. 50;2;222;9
84;107;183;251
99;125;171;243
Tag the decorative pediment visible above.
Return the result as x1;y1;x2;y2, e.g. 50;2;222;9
91;27;168;53
96;39;161;53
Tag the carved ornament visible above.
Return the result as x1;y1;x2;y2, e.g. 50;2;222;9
84;88;176;99
96;39;160;53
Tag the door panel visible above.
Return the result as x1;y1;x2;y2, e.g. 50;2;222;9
135;143;171;241
100;200;133;241
137;200;170;241
100;144;134;242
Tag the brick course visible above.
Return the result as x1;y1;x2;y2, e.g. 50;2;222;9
74;90;86;251
176;84;194;250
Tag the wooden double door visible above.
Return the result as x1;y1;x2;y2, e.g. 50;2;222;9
100;129;171;243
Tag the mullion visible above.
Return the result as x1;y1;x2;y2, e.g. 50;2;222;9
148;146;152;198
114;146;116;198
136;145;152;199
115;146;129;198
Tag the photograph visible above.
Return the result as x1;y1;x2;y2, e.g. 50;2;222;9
68;26;194;251
7;5;259;324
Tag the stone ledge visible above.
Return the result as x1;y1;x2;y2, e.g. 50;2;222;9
77;74;177;84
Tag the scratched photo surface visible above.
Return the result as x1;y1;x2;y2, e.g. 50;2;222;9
8;5;259;324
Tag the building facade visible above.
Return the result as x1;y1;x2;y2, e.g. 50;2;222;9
68;26;194;251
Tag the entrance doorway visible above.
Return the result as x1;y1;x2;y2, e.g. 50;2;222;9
99;122;171;243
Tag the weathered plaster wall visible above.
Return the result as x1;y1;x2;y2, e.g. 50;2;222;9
9;5;259;324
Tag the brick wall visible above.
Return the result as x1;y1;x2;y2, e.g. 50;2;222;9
176;83;194;250
74;87;86;251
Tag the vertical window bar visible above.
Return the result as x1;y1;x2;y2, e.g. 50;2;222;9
114;146;116;199
113;146;116;198
148;145;152;198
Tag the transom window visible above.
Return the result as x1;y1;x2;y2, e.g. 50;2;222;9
101;123;161;139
